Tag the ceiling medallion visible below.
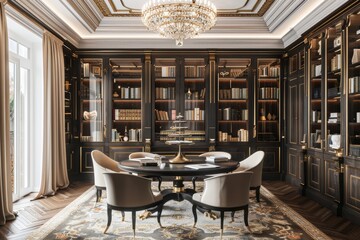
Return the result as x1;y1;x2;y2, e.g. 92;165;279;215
142;0;217;46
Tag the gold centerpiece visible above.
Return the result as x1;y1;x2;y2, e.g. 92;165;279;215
165;113;194;163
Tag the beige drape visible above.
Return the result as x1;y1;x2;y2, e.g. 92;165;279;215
0;0;16;225
35;31;69;198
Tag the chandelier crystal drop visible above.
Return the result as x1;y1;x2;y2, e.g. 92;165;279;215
142;0;217;46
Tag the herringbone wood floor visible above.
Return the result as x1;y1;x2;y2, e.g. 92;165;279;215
0;180;359;239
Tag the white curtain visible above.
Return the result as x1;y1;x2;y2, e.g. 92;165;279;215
35;31;69;198
0;0;16;225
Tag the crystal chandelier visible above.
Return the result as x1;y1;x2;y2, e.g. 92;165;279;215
142;0;217;46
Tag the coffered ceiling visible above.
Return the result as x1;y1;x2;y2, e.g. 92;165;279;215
9;0;349;49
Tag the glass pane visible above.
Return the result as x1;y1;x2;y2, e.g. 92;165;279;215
18;43;29;59
9;61;15;193
183;58;206;142
110;58;142;142
154;58;176;142
347;13;360;157
9;38;17;54
218;58;250;142
80;59;104;142
326;23;342;151
309;35;323;148
257;58;280;142
20;67;29;188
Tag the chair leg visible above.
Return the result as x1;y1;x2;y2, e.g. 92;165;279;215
96;188;102;203
104;207;112;233
157;203;164;228
231;211;235;222
191;177;197;190
192;204;198;227
244;205;249;226
220;211;224;238
132;211;136;238
157;176;162;191
256;186;260;202
121;211;125;221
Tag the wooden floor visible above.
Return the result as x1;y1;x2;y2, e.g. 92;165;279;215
0;180;359;239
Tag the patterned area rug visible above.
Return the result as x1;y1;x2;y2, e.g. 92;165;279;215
27;182;331;240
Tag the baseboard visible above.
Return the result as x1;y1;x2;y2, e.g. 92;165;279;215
342;205;360;223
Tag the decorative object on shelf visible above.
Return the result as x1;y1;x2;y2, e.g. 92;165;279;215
141;0;217;46
113;91;119;98
83;110;97;120
329;134;341;149
267;113;272;121
165;113;194;163
260;108;266;121
352;49;360;64
186;88;192;99
123;126;129;142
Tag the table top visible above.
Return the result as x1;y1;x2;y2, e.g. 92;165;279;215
118;157;239;176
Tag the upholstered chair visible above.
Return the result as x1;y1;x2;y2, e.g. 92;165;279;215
91;150;123;204
129;152;163;191
234;151;265;202
192;172;253;237
192;151;232;189
103;172;163;237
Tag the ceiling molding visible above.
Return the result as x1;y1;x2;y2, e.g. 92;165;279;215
264;0;306;32
13;0;81;47
65;0;102;32
92;0;275;17
79;38;284;49
282;0;349;47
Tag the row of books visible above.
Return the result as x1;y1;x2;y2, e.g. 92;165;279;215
349;76;360;94
330;54;341;72
259;87;279;99
155;87;175;99
185;88;206;100
219;108;248;121
184;108;205;120
185;66;205;78
259;66;280;77
155;66;176;77
219;88;247;99
154;109;174;120
114;109;141;120
218;129;249;142
159;136;206;141
117;87;141;99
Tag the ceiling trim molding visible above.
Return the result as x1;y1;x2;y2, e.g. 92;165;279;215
12;0;81;47
79;38;284;49
93;0;275;17
65;0;102;32
282;0;349;47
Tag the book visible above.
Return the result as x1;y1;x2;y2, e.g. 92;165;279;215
205;156;229;163
185;163;220;169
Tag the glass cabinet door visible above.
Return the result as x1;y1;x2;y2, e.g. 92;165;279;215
347;13;360;157
326;23;342;151
217;58;250;142
257;58;280;142
183;58;206;142
154;58;176;142
80;58;104;142
110;58;142;142
309;35;323;149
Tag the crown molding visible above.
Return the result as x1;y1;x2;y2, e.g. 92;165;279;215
282;0;349;47
79;38;284;49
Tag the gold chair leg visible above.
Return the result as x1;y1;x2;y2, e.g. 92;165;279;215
139;210;151;220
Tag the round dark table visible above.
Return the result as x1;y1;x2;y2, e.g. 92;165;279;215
119;157;239;216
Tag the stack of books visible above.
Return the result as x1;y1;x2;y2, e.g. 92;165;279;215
328;112;340;123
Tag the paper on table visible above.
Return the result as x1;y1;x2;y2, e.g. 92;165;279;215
185;163;220;169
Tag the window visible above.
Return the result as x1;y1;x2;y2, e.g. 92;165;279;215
7;15;43;201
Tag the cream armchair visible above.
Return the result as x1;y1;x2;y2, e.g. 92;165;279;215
91;150;123;204
192;151;232;189
129;152;163;191
192;172;253;237
234;151;265;202
103;172;163;237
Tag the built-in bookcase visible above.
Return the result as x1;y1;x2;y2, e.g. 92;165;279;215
80;58;104;142
347;13;360;157
154;58;177;142
326;22;342;151
309;35;323;149
217;58;250;142
110;58;143;142
256;58;280;142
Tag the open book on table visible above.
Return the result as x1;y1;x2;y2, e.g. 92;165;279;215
185;163;220;170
